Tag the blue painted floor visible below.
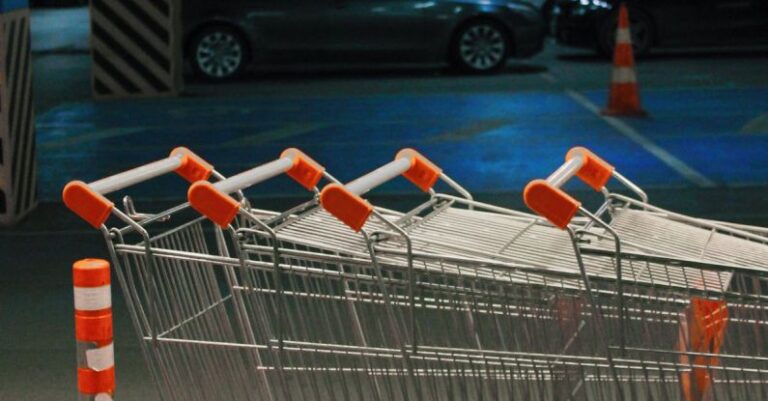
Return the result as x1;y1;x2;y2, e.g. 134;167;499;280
11;81;768;401
36;86;768;201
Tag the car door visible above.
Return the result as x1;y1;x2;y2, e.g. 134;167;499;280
754;0;768;44
324;0;429;62
638;0;710;46
244;0;334;62
697;0;764;44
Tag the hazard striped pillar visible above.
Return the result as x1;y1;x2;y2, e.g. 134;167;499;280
89;0;183;99
0;0;37;226
74;259;116;401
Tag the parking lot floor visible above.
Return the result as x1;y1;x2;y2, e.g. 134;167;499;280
3;35;768;400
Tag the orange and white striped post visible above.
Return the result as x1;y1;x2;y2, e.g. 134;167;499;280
602;3;647;117
74;259;116;401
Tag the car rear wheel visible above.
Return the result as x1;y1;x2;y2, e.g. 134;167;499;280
191;26;248;81
598;10;653;58
452;20;509;74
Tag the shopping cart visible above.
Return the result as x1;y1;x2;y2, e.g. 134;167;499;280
533;147;768;269
183;149;623;401
64;146;768;401
524;147;768;401
64;148;341;401
187;148;767;401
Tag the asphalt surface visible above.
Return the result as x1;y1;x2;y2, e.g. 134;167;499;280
3;7;768;401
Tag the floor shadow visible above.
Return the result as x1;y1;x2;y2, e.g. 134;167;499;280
187;62;549;84
557;47;768;64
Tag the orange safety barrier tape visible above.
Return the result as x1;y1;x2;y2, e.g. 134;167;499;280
78;366;116;395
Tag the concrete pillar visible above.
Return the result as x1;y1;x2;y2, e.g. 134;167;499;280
89;0;183;99
0;0;36;226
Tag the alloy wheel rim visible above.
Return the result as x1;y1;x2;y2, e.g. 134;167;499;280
459;25;505;70
196;32;243;78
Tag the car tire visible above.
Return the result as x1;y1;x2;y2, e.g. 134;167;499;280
451;20;510;74
190;25;248;81
598;9;653;58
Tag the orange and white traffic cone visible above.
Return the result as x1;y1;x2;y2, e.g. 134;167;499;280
603;3;647;117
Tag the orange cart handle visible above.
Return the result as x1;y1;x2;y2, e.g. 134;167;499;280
188;148;324;228
320;148;441;232
524;147;615;229
63;147;213;228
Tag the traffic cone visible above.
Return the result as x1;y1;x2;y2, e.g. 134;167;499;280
603;3;647;117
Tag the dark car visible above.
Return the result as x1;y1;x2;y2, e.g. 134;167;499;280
552;0;768;56
183;0;547;80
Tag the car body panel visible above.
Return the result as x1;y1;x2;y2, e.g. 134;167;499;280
319;0;429;62
553;0;768;51
182;0;546;70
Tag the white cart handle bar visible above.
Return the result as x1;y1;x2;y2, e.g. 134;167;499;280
187;148;325;228
319;148;468;232
524;146;646;229
64;147;213;228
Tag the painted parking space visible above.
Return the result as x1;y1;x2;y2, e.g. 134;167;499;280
584;87;768;186
36;87;766;200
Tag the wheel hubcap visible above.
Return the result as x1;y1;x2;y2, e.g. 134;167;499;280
196;32;243;78
459;25;505;70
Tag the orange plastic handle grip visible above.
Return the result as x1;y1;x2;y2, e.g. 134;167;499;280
523;179;581;229
282;148;325;191
63;181;115;229
172;147;214;182
320;184;374;232
565;147;615;191
396;148;442;192
188;181;241;228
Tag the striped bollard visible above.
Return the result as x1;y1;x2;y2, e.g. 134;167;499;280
0;0;37;226
74;259;116;401
89;0;183;99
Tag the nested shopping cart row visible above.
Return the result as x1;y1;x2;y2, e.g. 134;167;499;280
63;146;768;401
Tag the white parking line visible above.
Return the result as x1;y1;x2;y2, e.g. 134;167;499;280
565;89;716;188
38;127;146;149
742;112;768;134
539;72;558;84
218;123;325;148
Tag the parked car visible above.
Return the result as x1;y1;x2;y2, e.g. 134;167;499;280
552;0;768;56
183;0;547;81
